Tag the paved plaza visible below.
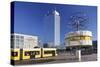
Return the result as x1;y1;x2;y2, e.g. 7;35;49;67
14;52;97;65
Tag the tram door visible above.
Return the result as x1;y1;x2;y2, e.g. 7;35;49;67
30;51;35;59
52;51;55;56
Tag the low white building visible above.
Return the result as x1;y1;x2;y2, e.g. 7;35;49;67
11;33;38;49
65;30;92;47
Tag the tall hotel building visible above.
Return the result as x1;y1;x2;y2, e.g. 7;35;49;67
44;9;60;47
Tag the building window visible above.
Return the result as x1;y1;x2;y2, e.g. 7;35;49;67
15;35;24;48
35;51;40;55
16;35;19;39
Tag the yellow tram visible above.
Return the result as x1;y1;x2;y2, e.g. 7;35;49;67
22;48;41;60
42;48;57;58
11;48;20;60
11;48;57;61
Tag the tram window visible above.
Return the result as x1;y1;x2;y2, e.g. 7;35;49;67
25;52;30;56
11;52;18;57
32;52;35;55
44;51;55;54
35;51;39;55
29;51;35;55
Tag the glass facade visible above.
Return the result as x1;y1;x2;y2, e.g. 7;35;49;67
15;35;24;48
11;34;24;48
11;33;38;49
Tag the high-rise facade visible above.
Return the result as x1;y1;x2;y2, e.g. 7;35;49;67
44;9;60;47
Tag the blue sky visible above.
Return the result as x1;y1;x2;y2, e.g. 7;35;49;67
11;1;97;45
